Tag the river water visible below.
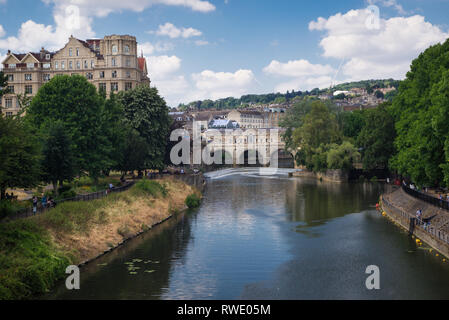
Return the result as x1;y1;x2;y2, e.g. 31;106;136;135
45;169;449;300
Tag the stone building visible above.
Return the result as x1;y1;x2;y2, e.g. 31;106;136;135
1;34;150;116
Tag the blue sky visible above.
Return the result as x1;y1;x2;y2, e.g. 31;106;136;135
1;0;449;107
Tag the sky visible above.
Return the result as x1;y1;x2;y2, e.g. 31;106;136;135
0;0;449;107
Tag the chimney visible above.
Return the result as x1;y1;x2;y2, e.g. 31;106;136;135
40;47;45;59
7;49;11;55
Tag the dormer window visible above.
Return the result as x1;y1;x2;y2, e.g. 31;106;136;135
46;54;50;60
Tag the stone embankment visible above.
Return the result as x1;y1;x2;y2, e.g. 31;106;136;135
381;187;449;258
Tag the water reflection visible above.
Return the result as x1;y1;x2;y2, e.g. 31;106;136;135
44;172;449;300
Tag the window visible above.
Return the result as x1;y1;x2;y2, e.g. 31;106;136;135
76;48;79;56
112;70;117;78
91;60;95;68
43;74;51;82
43;63;51;69
25;74;32;81
99;83;106;92
27;63;34;69
6;112;13;117
111;82;118;92
7;86;14;93
111;58;116;67
7;74;13;81
46;54;50;60
112;45;118;53
124;45;130;53
61;61;65;69
25;85;33;94
55;61;59;69
125;58;131;67
84;60;88;69
69;48;73;56
5;98;12;108
76;61;80;69
9;64;16;69
125;82;132;91
69;61;73;69
86;72;93;80
99;71;105;78
126;71;131;78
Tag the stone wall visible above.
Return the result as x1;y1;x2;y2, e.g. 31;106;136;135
291;169;348;183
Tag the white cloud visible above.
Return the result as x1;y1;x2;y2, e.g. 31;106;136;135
151;23;202;39
309;9;449;80
0;25;5;38
263;59;336;93
367;0;406;15
147;55;182;78
264;59;335;77
189;69;255;101
42;0;215;16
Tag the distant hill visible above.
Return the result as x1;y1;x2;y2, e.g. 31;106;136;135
176;79;400;111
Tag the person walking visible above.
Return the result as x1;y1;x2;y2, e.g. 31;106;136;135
32;196;38;215
41;194;47;209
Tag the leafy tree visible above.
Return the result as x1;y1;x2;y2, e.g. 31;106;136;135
115;126;149;174
26;75;112;183
41;121;76;192
120;86;171;171
357;104;395;170
390;39;449;187
326;141;360;171
0;72;8;100
0;116;41;200
374;90;384;99
338;110;364;140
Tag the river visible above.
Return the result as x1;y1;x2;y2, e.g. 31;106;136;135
44;169;449;300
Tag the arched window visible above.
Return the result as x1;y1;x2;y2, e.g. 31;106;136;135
112;45;118;53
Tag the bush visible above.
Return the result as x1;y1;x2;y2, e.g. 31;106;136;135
185;194;201;209
133;179;167;198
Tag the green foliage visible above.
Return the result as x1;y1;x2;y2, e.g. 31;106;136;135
133;179;167;198
374;90;384;99
0;220;72;300
185;193;201;209
0;115;42;200
0;71;8;99
356;104;395;170
120;86;171;170
326;142;360;171
27;75;113;182
338;110;365;140
390;38;449;186
41;121;76;189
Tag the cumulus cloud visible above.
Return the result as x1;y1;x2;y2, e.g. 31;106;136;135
189;69;255;101
151;23;202;39
263;59;336;92
309;9;449;80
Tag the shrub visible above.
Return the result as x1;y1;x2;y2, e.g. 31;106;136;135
133;179;167;198
185;193;201;209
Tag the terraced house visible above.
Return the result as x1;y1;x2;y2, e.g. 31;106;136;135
1;34;150;116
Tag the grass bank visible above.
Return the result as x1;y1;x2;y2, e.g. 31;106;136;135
0;178;199;300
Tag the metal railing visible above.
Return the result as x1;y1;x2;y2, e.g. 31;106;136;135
1;181;135;223
382;195;449;245
402;185;449;211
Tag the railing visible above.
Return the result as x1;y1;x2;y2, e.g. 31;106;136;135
382;195;449;245
1;181;135;223
402;185;449;211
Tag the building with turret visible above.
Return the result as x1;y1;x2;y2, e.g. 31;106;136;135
1;34;150;116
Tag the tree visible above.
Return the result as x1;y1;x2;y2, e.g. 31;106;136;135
374;90;384;99
120;86;171;171
279;98;314;151
0;116;41;200
356;104;395;170
0;72;8;100
26;75;112;183
326;141;360;171
338;110;364;140
115;126;149;174
390;38;449;187
41;121;76;192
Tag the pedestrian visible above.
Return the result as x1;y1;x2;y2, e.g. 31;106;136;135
386;177;390;184
42;194;47;209
32;196;38;215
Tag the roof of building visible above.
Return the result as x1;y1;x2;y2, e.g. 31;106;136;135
138;57;146;73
